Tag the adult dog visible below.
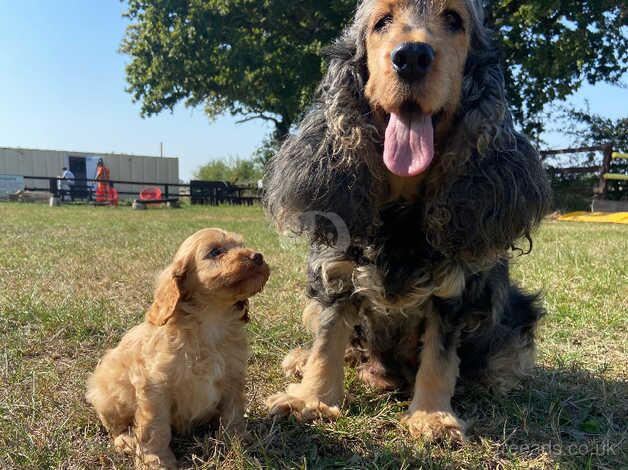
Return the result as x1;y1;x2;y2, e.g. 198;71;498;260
265;0;550;442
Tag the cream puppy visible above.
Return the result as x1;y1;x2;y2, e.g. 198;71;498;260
86;228;270;469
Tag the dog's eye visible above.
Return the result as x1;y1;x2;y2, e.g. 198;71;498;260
374;14;393;32
207;247;224;258
442;10;464;32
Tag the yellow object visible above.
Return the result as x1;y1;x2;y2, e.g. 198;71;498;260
612;152;628;159
558;212;628;225
603;173;628;181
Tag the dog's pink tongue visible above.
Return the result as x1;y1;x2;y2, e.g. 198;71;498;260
383;113;434;177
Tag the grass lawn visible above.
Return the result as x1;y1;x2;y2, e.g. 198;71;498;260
0;203;626;469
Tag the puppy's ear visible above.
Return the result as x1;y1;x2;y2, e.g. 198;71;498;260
146;259;187;326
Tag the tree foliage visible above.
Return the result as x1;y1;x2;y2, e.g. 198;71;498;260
486;1;627;135
546;107;627;209
122;0;627;139
121;0;354;139
195;157;263;183
563;107;627;151
564;107;628;198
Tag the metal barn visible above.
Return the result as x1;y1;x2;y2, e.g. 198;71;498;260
0;147;179;199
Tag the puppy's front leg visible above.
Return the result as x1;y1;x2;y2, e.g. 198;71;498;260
402;313;465;442
133;385;177;470
267;299;356;422
217;384;246;436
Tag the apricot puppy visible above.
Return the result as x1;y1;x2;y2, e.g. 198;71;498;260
86;228;270;469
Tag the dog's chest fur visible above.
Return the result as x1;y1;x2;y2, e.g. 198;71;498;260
167;318;248;433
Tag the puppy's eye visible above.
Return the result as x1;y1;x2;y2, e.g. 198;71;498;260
207;247;224;258
442;10;464;32
374;14;393;32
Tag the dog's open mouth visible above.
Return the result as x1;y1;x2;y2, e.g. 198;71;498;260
383;104;442;178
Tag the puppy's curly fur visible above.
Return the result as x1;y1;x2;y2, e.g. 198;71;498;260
86;229;269;468
265;0;551;441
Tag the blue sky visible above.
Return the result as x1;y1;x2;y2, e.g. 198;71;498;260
1;1;626;180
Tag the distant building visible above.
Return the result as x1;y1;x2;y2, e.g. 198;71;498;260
0;147;179;199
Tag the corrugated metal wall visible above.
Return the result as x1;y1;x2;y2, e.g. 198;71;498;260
0;147;179;198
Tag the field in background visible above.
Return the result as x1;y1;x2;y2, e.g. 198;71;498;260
0;203;626;469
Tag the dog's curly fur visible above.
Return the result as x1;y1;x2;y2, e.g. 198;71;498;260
86;229;269;468
265;0;551;441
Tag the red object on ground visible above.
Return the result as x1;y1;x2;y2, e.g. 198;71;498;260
110;188;119;206
140;187;162;201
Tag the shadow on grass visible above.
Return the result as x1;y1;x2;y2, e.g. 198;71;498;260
173;417;459;469
169;365;625;469
456;365;627;469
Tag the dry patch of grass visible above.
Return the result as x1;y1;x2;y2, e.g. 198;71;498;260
0;203;625;469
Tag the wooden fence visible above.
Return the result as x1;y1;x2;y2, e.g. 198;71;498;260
541;144;627;211
21;176;262;206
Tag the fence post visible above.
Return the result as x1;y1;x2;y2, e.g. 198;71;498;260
49;178;59;197
164;184;169;199
48;177;61;206
595;143;613;199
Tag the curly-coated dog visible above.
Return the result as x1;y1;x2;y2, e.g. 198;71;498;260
86;229;270;468
265;0;551;442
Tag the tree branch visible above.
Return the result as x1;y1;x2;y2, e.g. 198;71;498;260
236;114;280;126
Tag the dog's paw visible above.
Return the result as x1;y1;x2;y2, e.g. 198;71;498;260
281;348;310;379
266;388;340;422
402;410;466;443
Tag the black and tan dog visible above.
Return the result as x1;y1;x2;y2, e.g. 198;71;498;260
265;0;550;442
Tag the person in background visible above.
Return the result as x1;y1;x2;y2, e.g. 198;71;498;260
59;166;75;201
95;159;111;203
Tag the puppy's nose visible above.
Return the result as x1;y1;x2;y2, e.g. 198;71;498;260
391;42;434;81
250;252;264;266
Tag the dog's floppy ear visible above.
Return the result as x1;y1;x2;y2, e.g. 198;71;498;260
430;32;551;261
146;258;188;326
264;28;380;244
459;38;511;154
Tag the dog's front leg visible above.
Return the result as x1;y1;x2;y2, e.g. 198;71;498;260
133;385;177;470
402;312;465;442
266;299;356;422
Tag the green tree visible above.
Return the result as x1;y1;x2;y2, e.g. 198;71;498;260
546;107;627;208
121;1;354;140
564;107;628;200
195;157;263;183
486;1;627;136
122;0;627;140
563;107;627;151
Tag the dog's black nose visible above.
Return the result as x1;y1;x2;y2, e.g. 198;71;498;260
391;42;434;81
251;252;264;266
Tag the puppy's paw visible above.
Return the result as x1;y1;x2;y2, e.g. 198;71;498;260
113;433;136;454
135;448;177;470
266;389;340;422
281;348;310;379
402;409;466;443
135;454;177;470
